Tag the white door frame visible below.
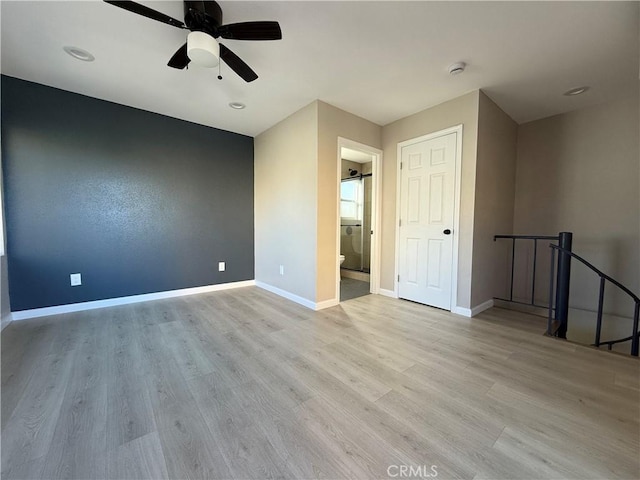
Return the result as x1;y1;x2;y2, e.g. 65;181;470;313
336;137;383;301
394;125;463;311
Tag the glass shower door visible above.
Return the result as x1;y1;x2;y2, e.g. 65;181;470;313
340;179;364;271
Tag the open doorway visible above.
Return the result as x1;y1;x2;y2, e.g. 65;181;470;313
336;138;382;303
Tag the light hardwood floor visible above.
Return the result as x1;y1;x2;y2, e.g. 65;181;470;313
1;287;638;479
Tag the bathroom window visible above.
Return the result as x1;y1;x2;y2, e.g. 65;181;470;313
340;179;362;220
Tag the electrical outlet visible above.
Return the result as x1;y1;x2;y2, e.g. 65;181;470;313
70;273;82;286
279;265;284;276
218;261;226;272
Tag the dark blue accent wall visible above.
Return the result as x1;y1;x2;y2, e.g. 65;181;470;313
1;76;254;311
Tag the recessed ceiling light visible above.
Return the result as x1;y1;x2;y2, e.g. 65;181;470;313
563;86;589;96
63;46;95;62
229;102;246;110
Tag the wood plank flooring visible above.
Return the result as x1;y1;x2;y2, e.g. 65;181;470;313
2;287;639;479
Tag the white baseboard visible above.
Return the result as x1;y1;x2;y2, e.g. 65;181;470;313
452;299;494;318
255;281;338;311
340;269;370;282
1;314;11;331
255;281;315;310
451;306;472;317
471;299;494;316
11;280;256;321
315;298;339;310
378;288;397;299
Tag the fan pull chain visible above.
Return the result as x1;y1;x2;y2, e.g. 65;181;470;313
217;61;222;80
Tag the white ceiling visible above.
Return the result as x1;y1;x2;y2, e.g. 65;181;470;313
342;147;373;164
1;1;638;137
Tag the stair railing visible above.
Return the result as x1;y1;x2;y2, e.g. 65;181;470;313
548;244;640;356
493;234;561;309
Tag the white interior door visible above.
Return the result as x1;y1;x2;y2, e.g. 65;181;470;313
398;131;457;309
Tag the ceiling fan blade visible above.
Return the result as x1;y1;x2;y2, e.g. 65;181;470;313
168;43;190;69
219;44;258;82
103;1;186;29
217;21;282;41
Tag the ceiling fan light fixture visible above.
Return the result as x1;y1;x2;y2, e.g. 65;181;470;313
187;31;219;67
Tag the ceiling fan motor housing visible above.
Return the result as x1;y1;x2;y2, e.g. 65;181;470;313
184;1;223;31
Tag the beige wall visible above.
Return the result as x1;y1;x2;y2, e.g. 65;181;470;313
341;159;372;179
0;141;8;330
0;162;8;330
317;101;382;303
254;102;318;302
256;88;638;317
1;256;9;330
472;92;518;306
255;100;381;305
381;91;480;309
514;89;640;316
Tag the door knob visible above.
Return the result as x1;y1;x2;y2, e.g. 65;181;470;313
443;229;452;235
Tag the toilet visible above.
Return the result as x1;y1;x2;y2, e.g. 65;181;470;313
339;254;345;265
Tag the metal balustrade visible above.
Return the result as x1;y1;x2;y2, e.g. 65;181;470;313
495;231;640;356
493;234;560;309
548;244;640;356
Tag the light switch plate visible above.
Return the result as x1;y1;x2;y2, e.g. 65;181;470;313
218;262;225;272
70;273;82;286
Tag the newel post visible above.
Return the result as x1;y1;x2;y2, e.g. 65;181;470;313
554;232;573;339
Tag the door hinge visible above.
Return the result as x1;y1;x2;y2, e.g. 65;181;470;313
400;162;403;170
399;219;402;227
397;275;400;282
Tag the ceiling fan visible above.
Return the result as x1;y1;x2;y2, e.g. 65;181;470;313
104;1;282;82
